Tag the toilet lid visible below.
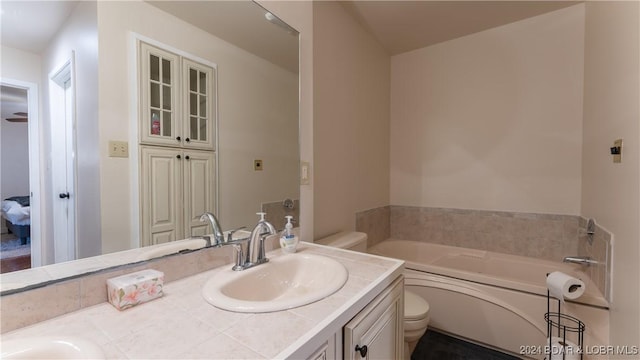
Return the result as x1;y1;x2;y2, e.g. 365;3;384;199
405;290;430;321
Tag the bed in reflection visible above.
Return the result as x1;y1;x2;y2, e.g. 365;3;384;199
1;196;31;245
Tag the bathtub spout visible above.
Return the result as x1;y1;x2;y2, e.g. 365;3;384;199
563;256;599;266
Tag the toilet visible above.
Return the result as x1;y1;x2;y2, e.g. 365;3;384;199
404;290;430;358
316;232;431;359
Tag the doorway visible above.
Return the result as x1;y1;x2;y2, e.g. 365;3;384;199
0;80;41;271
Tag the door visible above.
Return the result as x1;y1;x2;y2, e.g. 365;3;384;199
50;61;77;263
183;150;215;237
140;146;182;246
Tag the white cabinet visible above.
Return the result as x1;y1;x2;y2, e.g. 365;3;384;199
140;146;215;246
344;277;404;360
139;42;216;150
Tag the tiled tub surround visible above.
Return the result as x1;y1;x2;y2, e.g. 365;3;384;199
356;206;611;300
1;243;404;359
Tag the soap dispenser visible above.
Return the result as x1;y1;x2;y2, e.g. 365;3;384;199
279;216;299;254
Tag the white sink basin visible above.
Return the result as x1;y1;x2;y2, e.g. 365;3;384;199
202;253;348;313
0;336;105;359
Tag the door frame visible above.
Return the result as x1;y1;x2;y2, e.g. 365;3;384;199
0;78;43;267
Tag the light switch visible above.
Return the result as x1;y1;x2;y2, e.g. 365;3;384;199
300;161;310;185
108;141;129;158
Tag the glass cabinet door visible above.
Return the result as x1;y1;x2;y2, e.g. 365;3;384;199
140;42;180;146
182;59;215;150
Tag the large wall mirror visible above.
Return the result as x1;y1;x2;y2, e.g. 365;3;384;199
0;0;299;291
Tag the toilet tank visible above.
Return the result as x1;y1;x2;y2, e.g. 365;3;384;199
315;231;368;252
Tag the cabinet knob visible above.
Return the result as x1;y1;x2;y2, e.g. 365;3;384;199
59;192;70;199
355;345;367;358
176;155;181;159
185;155;190;160
176;136;181;141
185;137;191;142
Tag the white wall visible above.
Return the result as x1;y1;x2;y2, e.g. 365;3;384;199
42;1;100;261
97;1;299;253
312;1;391;238
390;5;585;215
582;1;640;350
0;120;30;200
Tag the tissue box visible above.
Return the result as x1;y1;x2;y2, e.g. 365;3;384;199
107;269;164;311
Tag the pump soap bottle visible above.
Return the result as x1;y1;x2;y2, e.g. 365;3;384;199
279;216;299;253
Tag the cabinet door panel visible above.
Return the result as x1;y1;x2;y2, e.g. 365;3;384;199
182;58;215;150
344;277;404;360
183;150;216;237
140;42;181;147
141;146;182;246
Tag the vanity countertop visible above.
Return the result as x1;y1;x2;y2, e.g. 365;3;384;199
1;243;404;359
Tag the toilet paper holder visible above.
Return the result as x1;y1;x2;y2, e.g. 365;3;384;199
545;290;585;360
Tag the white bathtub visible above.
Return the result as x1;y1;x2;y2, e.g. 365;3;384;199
369;239;610;359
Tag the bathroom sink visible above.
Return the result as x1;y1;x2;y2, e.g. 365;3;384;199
202;253;348;312
0;336;105;359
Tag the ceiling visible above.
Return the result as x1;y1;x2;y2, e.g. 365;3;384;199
341;1;581;55
0;1;78;53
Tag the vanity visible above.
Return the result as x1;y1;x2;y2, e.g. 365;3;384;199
0;242;404;359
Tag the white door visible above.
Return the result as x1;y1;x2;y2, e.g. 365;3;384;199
50;61;76;263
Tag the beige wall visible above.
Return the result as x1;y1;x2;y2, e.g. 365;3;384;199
312;1;390;239
255;1;314;242
582;1;640;349
0;46;41;203
390;5;585;215
98;1;299;253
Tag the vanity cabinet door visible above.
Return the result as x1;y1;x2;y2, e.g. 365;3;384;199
140;146;183;246
183;150;216;238
344;277;404;360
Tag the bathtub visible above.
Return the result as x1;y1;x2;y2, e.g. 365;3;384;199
368;239;610;359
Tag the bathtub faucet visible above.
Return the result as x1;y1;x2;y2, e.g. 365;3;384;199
563;256;599;266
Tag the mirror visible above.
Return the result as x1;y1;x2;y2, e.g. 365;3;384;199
0;0;299;290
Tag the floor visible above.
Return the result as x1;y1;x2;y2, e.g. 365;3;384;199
1;232;31;273
411;330;522;360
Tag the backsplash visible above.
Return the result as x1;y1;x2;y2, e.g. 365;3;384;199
356;205;611;300
262;199;300;231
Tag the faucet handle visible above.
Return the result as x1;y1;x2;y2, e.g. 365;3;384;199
256;212;267;222
227;226;247;242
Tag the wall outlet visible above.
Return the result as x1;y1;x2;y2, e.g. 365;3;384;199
109;141;129;158
254;159;263;171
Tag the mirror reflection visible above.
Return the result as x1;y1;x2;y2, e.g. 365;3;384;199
0;0;300;278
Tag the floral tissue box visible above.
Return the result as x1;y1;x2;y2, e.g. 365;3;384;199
107;269;164;311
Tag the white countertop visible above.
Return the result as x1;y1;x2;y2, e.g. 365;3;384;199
1;243;404;359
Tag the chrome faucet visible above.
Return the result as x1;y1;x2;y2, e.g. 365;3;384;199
245;212;277;269
199;212;225;246
563;256;599;266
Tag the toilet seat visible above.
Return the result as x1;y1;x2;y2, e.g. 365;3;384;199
404;290;430;339
405;290;429;321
